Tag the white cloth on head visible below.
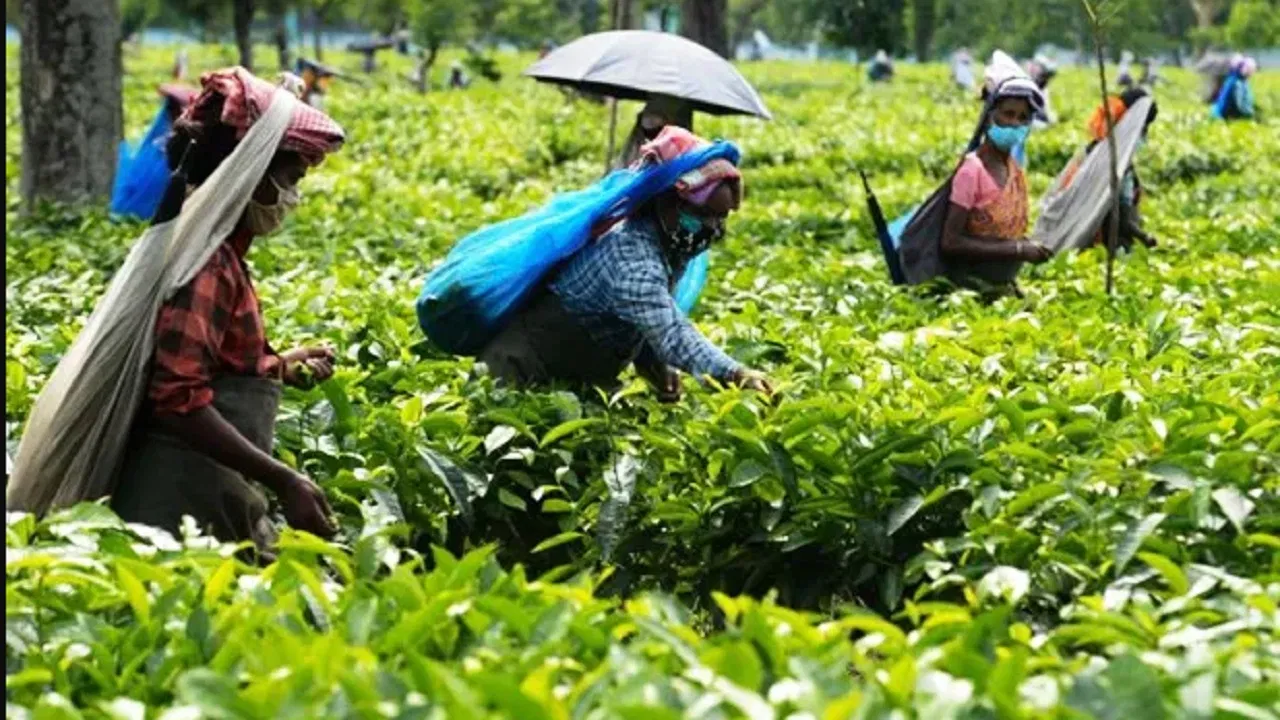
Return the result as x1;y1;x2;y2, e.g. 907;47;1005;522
983;50;1026;94
5;89;297;517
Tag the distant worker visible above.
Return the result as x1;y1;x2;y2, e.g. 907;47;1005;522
173;48;189;81
1212;54;1258;122
1196;50;1232;104
448;61;471;89
952;48;976;92
1060;88;1161;252
109;83;199;221
868;50;895;83
1139;56;1161;88
1025;54;1058;125
1117;50;1136;89
296;57;340;109
408;49;430;93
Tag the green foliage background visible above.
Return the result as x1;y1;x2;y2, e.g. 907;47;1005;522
5;45;1280;717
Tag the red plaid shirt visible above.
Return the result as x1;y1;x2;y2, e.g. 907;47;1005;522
148;228;282;415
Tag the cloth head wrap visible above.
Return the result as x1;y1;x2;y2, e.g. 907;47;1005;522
990;76;1046;117
1231;55;1258;78
179;66;345;166
1088;89;1157;141
633;126;743;207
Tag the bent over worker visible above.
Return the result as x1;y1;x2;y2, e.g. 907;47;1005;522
479;127;774;401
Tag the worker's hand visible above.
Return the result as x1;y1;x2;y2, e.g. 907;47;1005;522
730;368;775;396
1140;234;1158;248
275;469;337;539
282;346;336;388
652;368;682;403
1017;240;1053;264
638;363;682;403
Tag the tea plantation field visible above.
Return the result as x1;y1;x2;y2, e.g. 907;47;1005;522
6;46;1279;718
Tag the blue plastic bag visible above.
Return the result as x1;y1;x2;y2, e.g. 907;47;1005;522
672;250;709;314
887;205;921;251
1211;72;1252;120
417;141;740;356
109;104;175;222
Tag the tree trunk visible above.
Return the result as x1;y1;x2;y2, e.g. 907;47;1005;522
581;0;601;33
681;0;729;58
1092;32;1121;296
234;0;254;71
274;9;290;70
609;0;634;30
912;0;935;61
19;0;122;212
312;8;323;61
729;0;768;54
1188;0;1219;28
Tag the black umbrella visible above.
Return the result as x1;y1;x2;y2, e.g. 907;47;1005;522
859;169;906;286
524;30;771;119
347;37;396;54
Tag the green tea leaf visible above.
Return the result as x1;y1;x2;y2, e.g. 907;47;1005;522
1115;513;1166;574
531;531;585;554
1137;552;1189;595
539;418;605;447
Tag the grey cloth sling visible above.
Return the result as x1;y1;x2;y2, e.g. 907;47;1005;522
110;375;282;550
1030;97;1151;254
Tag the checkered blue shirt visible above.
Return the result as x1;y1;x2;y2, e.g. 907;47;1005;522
548;216;741;381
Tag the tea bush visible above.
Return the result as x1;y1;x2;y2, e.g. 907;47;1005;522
6;46;1278;718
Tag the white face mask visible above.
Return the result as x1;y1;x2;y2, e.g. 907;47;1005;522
246;174;300;236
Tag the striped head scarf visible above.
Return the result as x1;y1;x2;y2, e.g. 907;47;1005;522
180;66;345;166
633;126;743;207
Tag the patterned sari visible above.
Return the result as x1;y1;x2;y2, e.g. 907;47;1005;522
966;156;1029;241
947;156;1029;291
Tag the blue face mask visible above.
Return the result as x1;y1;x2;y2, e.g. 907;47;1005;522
987;123;1031;152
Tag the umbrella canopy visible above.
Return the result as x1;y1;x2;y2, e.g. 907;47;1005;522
525;30;771;119
348;37;396;53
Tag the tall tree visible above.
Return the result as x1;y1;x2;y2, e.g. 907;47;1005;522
681;0;730;57
729;0;769;53
1189;0;1226;29
822;0;906;57
309;0;349;60
581;0;603;34
912;0;935;60
19;0;122;212
233;0;255;70
409;0;474;73
260;0;292;70
120;0;160;40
